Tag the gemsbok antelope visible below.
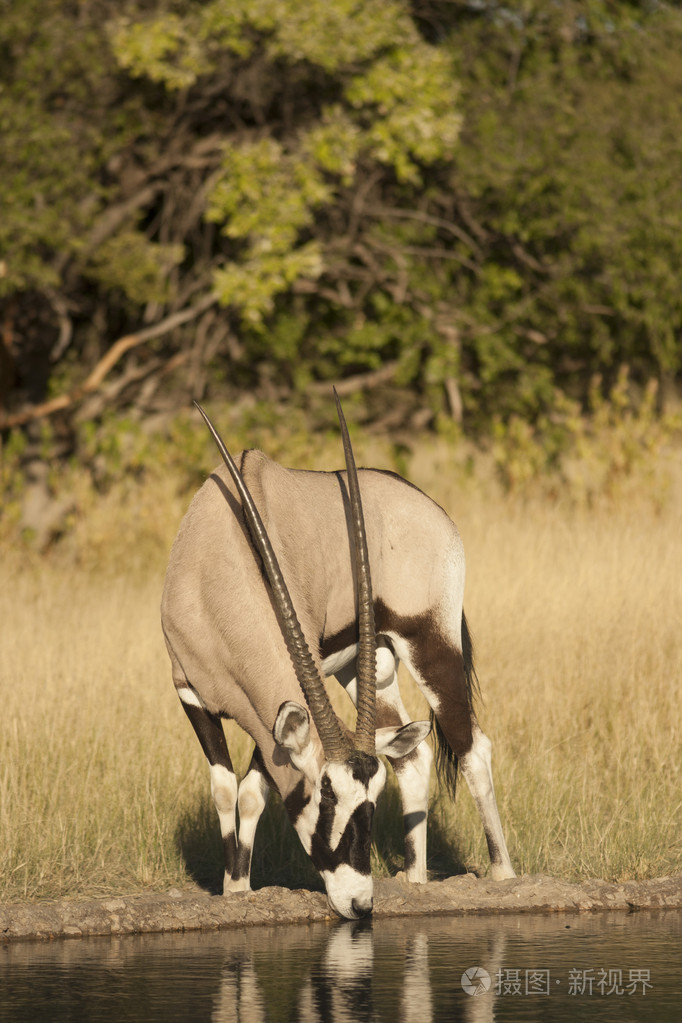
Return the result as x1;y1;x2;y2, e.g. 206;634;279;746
161;394;514;919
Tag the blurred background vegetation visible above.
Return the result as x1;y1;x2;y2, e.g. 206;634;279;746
1;0;681;544
2;2;681;897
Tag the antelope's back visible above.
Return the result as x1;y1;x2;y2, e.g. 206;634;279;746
161;451;463;688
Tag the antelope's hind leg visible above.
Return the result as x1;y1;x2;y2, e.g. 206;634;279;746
229;750;269;892
399;640;515;882
459;725;515;880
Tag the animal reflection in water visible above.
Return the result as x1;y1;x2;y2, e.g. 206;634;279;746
212;922;507;1023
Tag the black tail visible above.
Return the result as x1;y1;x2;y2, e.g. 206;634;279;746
430;611;481;802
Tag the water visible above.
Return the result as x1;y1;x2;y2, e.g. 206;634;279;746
1;911;679;1022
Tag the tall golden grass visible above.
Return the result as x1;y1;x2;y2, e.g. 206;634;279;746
1;430;680;900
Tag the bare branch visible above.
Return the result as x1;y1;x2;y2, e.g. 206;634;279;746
444;377;463;423
81;183;165;262
309;361;399;397
367;205;485;261
75;350;189;422
0;295;217;430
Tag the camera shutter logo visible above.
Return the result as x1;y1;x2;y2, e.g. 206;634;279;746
461;967;492;996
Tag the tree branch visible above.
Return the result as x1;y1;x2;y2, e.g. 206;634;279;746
309;361;399;397
0;295;217;430
368;205;485;261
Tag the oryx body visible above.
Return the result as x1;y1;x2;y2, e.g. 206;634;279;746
161;407;514;919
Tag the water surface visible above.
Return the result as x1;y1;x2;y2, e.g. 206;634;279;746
1;910;679;1022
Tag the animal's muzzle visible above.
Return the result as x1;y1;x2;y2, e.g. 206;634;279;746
351;896;373;918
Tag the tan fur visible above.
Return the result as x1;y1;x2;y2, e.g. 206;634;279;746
162;449;515;891
162;454;460;799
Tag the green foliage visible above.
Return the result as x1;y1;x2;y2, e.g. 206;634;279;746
112;0;460;330
87;231;185;305
346;45;461;183
2;0;681;447
0;2;106;295
491;368;681;502
205;131;330;323
446;0;682;424
110;13;212;89
0;0;175;417
0;428;28;532
111;0;411;83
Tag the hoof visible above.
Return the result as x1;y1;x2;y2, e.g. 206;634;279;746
491;864;517;881
224;877;251;894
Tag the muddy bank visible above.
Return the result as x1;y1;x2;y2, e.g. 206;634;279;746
2;874;680;944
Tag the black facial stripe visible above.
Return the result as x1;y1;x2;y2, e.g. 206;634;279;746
310;801;375;874
315;775;339;847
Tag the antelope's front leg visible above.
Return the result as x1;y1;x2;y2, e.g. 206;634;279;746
226;751;269;892
335;644;432;883
177;692;240;891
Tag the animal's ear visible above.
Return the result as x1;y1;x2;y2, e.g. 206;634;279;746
273;701;310;752
273;701;318;781
375;720;431;759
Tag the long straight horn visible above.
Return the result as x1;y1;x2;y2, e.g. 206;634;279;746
333;390;377;756
194;402;351;762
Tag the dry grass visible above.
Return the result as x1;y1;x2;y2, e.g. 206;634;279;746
438;489;682;881
1;434;680;900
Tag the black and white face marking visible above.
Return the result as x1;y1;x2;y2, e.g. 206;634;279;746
297;753;386;920
274;701;430;919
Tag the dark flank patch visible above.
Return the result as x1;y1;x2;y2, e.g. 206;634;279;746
322;599;476;800
320;618;358;660
223;832;238;880
376;599;474;759
427;610;479;800
376;704;402;729
284;778;311;825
